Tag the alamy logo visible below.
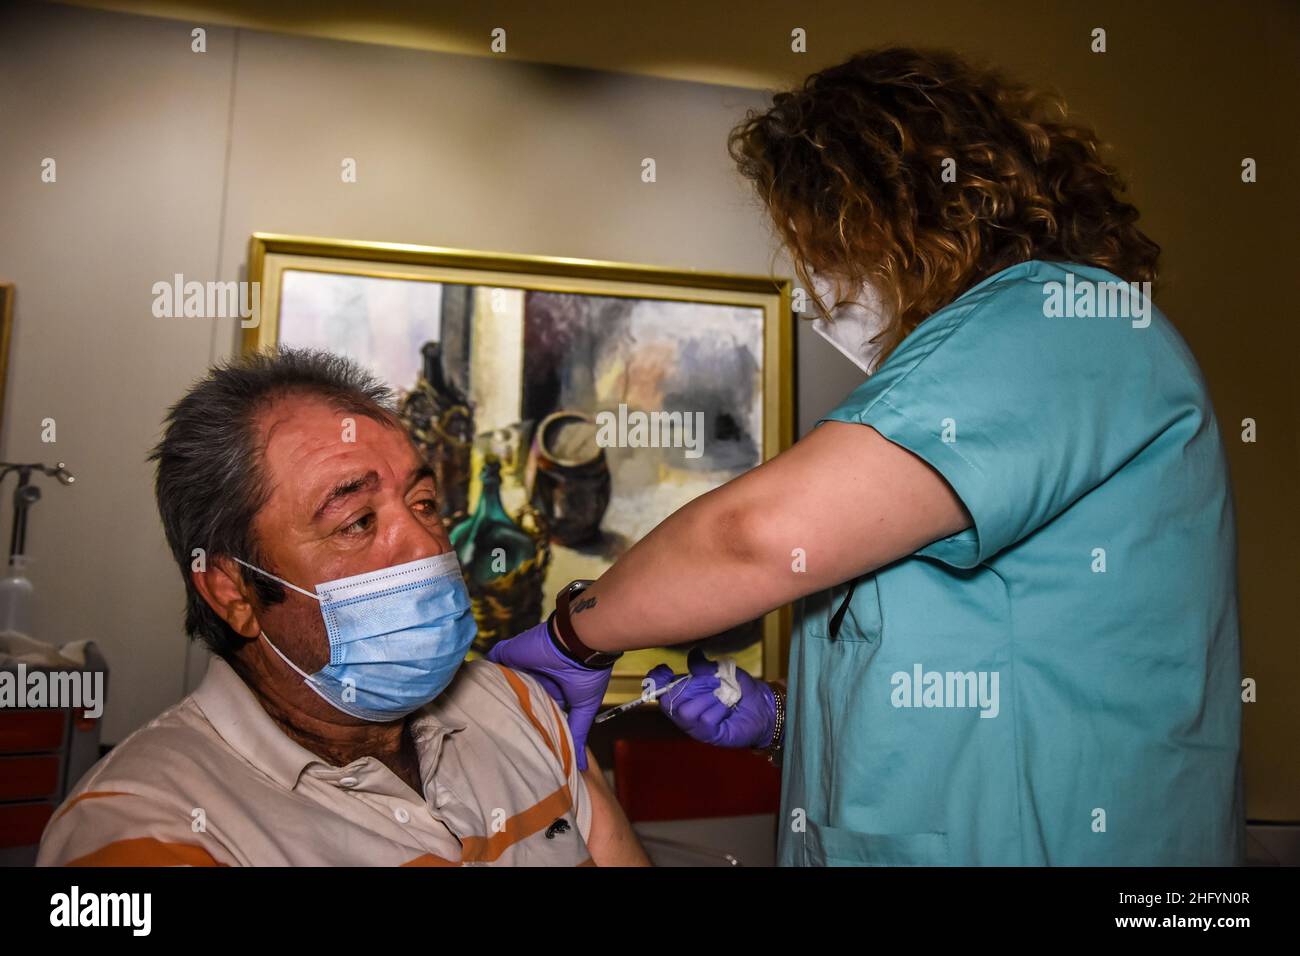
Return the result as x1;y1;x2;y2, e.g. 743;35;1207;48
50;886;151;936
890;664;1000;718
594;403;705;459
151;274;260;328
0;664;103;718
1041;275;1151;328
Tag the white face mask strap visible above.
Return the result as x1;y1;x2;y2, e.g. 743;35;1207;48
230;557;322;602
258;630;314;681
258;630;384;721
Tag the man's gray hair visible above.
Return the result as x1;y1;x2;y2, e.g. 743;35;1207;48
148;347;397;660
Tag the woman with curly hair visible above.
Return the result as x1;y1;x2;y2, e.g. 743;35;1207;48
491;47;1243;866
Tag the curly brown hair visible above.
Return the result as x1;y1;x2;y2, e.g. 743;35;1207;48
728;47;1161;367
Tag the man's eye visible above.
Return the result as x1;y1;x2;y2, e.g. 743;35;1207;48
413;497;439;517
340;513;375;536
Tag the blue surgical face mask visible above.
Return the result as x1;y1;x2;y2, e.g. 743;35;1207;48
231;551;477;722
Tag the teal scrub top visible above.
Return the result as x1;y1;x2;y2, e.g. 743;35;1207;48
777;259;1244;866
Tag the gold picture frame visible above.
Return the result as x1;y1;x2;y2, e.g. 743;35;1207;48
245;233;794;702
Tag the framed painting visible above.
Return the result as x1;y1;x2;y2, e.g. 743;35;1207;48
245;233;793;702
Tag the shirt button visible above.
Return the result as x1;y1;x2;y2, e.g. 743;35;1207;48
339;776;359;788
394;807;411;824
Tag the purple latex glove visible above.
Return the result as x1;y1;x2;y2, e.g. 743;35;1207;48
646;647;777;749
486;620;612;771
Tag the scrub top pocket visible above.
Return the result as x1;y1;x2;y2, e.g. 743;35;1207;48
800;817;949;866
798;573;883;643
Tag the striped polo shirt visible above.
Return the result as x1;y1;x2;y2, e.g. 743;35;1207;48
36;657;594;866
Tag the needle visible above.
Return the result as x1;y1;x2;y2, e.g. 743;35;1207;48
593;675;689;724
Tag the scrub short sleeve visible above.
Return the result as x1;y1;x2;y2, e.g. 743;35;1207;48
820;261;1193;568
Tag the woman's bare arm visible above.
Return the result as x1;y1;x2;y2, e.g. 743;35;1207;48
572;421;971;652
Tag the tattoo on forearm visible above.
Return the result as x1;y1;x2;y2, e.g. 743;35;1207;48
573;595;597;615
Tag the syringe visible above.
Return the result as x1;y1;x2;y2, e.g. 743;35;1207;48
593;675;689;724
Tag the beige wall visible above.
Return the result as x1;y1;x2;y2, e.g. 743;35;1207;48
2;0;1295;819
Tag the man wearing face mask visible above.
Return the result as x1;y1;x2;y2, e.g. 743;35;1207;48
37;348;648;867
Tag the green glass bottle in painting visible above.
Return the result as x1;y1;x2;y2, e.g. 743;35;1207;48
450;453;537;587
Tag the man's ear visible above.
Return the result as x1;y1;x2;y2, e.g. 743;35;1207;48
193;556;261;640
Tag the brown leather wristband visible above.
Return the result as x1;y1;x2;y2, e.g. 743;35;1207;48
549;579;622;669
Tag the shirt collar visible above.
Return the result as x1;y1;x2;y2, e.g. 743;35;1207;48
191;656;467;790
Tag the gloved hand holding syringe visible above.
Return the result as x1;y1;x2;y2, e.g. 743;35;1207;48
593;648;778;749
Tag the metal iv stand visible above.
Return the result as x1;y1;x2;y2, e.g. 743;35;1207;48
0;461;76;563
